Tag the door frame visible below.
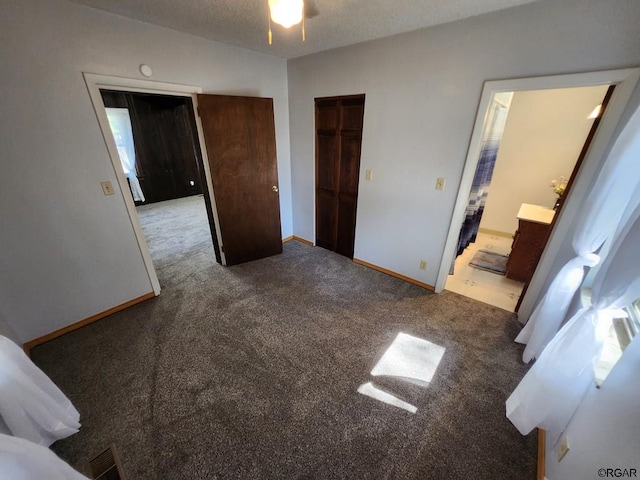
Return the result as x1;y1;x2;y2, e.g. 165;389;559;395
83;73;227;295
435;68;640;322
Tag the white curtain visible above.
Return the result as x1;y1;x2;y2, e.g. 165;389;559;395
516;105;640;363
507;200;640;443
0;336;80;447
106;108;146;202
0;434;89;480
507;104;640;442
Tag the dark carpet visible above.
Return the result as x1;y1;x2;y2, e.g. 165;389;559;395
31;196;537;479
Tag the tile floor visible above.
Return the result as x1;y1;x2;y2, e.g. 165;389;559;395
445;231;525;312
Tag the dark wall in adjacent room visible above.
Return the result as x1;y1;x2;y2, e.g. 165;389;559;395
101;90;204;204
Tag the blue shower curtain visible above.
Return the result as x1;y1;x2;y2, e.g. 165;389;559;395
455;100;509;258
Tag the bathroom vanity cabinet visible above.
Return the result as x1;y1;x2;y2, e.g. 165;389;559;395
506;204;555;284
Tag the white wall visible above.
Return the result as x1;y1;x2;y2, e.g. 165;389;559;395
287;0;640;288
480;85;608;235
545;336;640;480
0;314;19;345
0;0;291;343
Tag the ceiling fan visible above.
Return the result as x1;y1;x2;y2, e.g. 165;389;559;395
267;0;319;44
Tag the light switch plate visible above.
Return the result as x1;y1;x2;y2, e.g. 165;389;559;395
436;177;446;190
556;436;570;462
365;170;373;181
101;181;115;196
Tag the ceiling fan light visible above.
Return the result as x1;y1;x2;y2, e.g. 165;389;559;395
269;0;304;28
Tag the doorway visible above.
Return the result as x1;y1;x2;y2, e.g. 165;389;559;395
100;89;223;276
84;74;285;296
435;68;640;321
445;84;609;312
315;94;365;259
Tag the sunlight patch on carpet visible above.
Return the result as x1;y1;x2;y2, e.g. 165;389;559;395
371;333;445;386
357;382;417;413
358;333;446;412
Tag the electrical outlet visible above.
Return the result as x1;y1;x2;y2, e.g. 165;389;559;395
100;181;115;196
556;436;570;462
365;169;373;181
436;177;446;190
419;260;427;270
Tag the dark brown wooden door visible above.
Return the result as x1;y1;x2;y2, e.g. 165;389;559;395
197;94;282;266
315;95;365;258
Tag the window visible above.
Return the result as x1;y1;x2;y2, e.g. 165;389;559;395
594;298;640;386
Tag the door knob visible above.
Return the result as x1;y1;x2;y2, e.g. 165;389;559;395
272;185;279;193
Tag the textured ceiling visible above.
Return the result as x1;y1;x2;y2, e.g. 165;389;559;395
67;0;539;59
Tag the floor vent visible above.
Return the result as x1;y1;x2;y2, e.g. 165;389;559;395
88;444;126;480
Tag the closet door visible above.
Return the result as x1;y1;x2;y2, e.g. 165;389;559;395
315;95;365;259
